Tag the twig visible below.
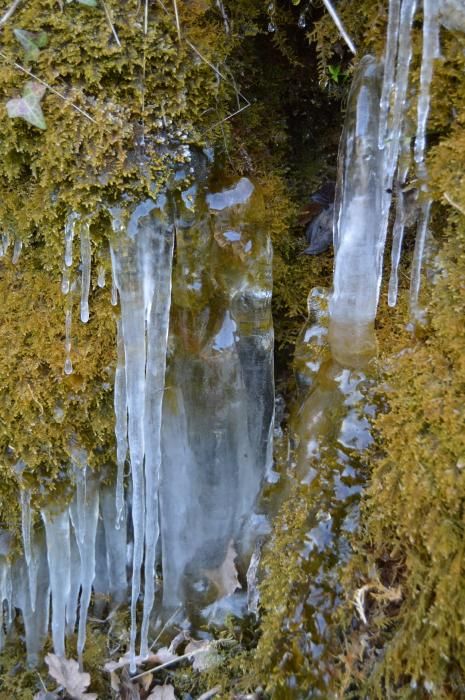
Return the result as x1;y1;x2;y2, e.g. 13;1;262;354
0;0;23;28
172;0;181;41
321;0;356;55
101;0;121;47
144;0;149;34
130;648;205;680
149;607;182;651
444;192;465;217
205;101;251;132
0;51;97;123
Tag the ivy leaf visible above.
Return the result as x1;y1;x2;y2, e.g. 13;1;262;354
13;29;48;62
6;81;47;130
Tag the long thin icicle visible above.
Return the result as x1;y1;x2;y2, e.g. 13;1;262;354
410;0;439;318
378;0;402;150
114;318;128;526
69;467;99;657
110;208;148;673
20;489;38;612
140;218;174;657
80;219;91;323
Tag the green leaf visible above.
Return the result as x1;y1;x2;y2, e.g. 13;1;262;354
292;0;301;5
6;81;47;130
13;29;48;62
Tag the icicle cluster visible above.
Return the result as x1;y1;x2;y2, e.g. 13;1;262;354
109;194;174;669
0;471;127;667
330;0;462;361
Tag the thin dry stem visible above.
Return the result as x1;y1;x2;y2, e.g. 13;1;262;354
444;192;465;217
102;0;121;47
172;0;181;41
322;0;356;55
0;0;23;27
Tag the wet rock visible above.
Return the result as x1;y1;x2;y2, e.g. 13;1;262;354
302;181;335;255
304;203;334;255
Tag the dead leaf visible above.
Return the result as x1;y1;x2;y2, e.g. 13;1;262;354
141;672;153;691
45;654;97;700
147;685;177;700
204;540;242;597
6;80;46;129
185;640;221;672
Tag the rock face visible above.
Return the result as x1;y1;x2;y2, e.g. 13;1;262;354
304;203;335;255
303;182;335;255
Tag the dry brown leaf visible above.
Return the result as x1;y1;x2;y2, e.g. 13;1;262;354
45;654;97;700
147;684;177;699
204;540;242;597
141;672;153;691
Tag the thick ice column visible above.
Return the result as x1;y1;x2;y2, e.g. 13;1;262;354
160;175;274;610
41;508;71;657
329;56;383;365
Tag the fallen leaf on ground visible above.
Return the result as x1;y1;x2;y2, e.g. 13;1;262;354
147;684;177;699
45;654;97;700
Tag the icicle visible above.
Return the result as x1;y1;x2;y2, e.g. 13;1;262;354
41;508;71;657
378;0;402;150
61;267;71;295
20;489;39;612
65;530;81;635
97;264;106;288
114;318;128;526
101;488;128;605
111;268;118;306
415;0;440;169
110;194;173;669
409;0;439;318
140;215;174;657
329;56;382;364
64;212;79;268
388;131;414;306
80;219;91;323
69;466;99;657
12;238;22;264
110;212;149;672
12;537;50;667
